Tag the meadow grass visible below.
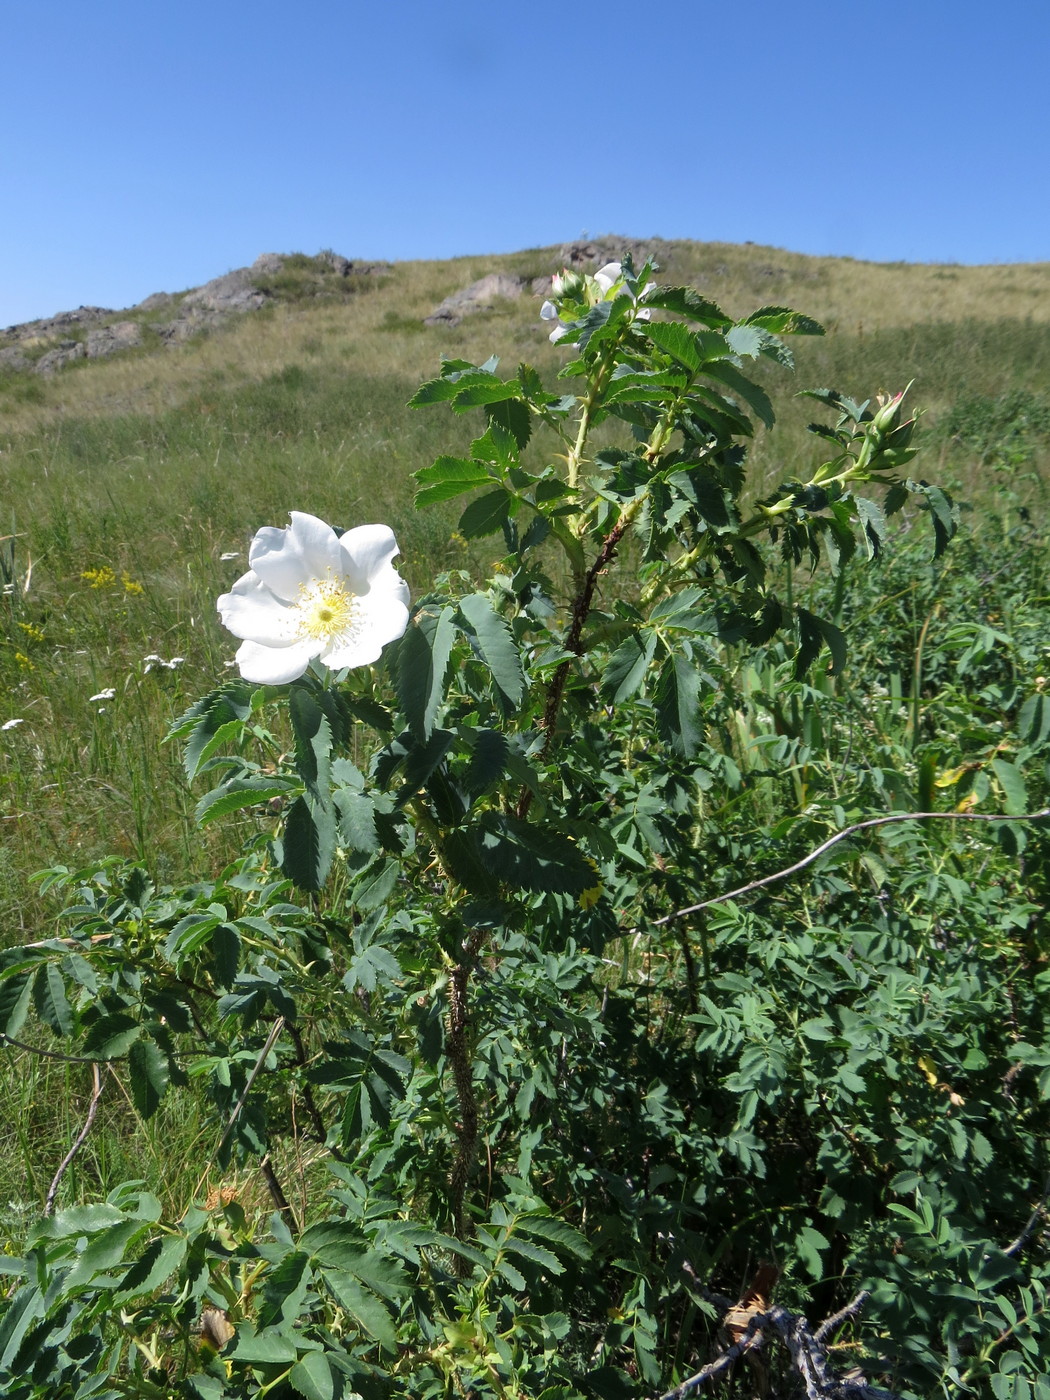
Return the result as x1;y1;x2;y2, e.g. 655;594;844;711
1;238;1048;1218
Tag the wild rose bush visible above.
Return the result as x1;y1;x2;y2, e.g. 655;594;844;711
2;253;1050;1400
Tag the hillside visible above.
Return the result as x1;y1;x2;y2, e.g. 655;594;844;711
2;235;1050;911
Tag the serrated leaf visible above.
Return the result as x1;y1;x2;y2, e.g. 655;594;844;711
854;496;888;559
463;728;510;796
113;1234;187;1301
196;777;296;828
414;455;492;506
744;305;825;335
290;1351;335;1400
704;361;776;429
397;604;456;741
226;1330;299;1365
603;631;657;704
504;1236;563;1273
654;652;704;758
280;795;335;892
325;1271;396;1345
458;593;525;706
257;1251;312;1328
645;321;702;372
795;608;847;678
83;1012;141;1060
991;759;1028;815
128;1038;170;1119
642;286;730;327
459;488;512;539
33;963;72;1038
334;789;379;853
289;688;332;802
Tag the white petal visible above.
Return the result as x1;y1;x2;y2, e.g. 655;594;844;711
1;718;24;730
337;523;403;595
217;572;299;643
549;324;569;343
594;261;622;293
234;638;319;685
540;300;558;321
249;512;342;601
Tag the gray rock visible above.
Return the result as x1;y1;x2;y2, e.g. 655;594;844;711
136;291;174;312
86;322;143;359
183;267;268;314
0;346;30;372
424;272;525;327
317;251;351;275
35;341;87;375
251;253;285;275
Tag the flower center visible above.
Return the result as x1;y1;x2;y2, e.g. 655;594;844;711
296;578;359;641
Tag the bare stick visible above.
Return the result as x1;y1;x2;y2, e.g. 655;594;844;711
649;808;1050;928
193;1017;286;1201
45;1062;102;1216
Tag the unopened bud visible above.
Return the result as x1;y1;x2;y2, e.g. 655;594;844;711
551;268;585;300
871;391;904;434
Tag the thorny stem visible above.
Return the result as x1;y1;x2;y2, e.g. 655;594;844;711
516;514;631;819
447;930;484;1254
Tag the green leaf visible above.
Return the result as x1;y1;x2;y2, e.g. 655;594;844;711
196;777;296;828
226;1329;299;1365
128;1038;170;1119
603;631;657;704
33;963;72;1038
1019;692;1050;746
414;455;492;506
396;604;456;740
258;1251;312;1328
452;376;523;409
854;496;888;559
704;361;776;429
459;488;512;539
642;286;731;327
654;652;704;758
458;593;525;706
289;687;333;802
334;789;379;853
645;321;702;372
290;1351;336;1400
795;608;847;677
0;971;34;1038
991;759;1028;815
113;1234;187;1301
325;1271;396;1345
280;795;335;892
744;305;825;335
463;728;510;796
83;1013;142;1060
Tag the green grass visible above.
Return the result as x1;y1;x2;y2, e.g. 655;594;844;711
2;245;1049;901
1;237;1048;1227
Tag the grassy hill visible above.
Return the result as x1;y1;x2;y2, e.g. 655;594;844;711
1;236;1049;921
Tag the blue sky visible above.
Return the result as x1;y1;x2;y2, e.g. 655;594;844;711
2;0;1047;327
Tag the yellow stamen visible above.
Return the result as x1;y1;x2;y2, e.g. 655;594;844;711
296;577;359;642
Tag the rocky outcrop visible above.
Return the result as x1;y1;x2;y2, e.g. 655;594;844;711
36;341;87;375
424;273;525;328
86;322;143;358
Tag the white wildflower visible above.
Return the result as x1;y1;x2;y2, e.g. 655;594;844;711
217;511;410;685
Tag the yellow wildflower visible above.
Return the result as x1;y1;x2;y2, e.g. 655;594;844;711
81;566;116;589
16;622;45;643
121;570;144;595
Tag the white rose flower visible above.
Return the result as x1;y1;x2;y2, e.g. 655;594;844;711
217;511;410;685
